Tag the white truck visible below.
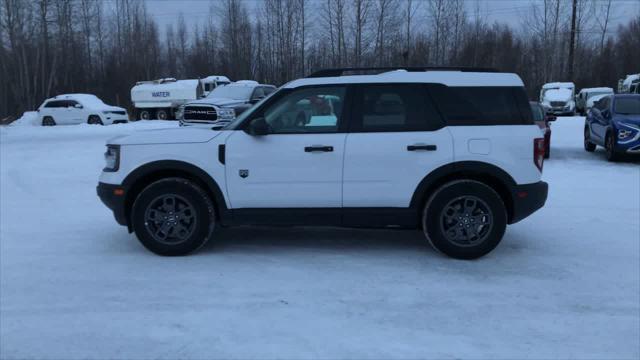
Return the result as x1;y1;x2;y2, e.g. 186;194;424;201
618;74;640;94
130;76;230;120
540;82;576;116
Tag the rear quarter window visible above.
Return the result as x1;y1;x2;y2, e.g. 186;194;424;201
428;84;533;125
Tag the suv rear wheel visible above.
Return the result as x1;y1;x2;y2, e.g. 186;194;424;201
422;180;507;260
42;116;56;126
131;178;216;256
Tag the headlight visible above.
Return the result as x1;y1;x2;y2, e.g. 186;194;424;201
217;108;235;120
619;129;633;139
104;145;120;172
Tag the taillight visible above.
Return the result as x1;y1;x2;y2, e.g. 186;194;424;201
534;138;545;172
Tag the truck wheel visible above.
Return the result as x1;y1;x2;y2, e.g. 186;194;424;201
132;178;216;256
156;109;170;120
584;127;596;152
42;116;56;126
88;115;103;125
422;180;507;260
139;110;152;120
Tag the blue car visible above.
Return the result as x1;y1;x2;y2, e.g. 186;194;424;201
584;94;640;161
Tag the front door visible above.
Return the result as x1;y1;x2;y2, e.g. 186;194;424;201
225;86;349;210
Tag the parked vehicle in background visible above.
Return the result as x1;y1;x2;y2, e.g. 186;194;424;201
130;75;230;120
540;82;576;116
38;94;128;126
575;87;614;115
586;94;609;113
618;74;639;94
97;67;548;260
584;94;640;161
180;81;276;127
530;101;555;158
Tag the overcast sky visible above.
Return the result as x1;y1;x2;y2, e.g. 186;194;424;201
142;0;640;36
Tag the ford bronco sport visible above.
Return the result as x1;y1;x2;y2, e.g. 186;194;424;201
98;67;548;259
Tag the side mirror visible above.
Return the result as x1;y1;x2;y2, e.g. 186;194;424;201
249;96;264;105
74;104;83;109
245;117;270;136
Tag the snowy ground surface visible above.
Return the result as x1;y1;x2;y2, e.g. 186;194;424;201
1;118;638;359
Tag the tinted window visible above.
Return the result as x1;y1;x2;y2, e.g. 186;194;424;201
353;84;443;132
614;97;640;115
44;101;64;108
429;85;533;125
530;103;544;122
252;87;265;99
65;100;79;108
263;86;345;133
264;87;276;95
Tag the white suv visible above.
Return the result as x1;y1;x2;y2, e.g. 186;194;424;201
39;94;129;126
97;67;548;259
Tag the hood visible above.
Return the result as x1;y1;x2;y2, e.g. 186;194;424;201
186;97;246;108
544;89;572;102
107;127;222;146
103;105;127;112
614;114;640;126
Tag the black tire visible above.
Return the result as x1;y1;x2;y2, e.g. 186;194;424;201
139;109;152;120
42;116;56;126
605;132;620;162
156;109;169;120
88;115;103;125
422;180;507;260
131;178;216;256
584;127;596;152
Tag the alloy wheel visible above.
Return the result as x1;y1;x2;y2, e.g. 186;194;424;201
144;194;197;245
440;196;494;247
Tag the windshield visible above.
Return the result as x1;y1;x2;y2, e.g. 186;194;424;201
207;85;253;100
587;91;611;99
614;98;640;115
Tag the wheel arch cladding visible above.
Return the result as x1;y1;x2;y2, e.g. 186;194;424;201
122;160;228;230
410;161;516;223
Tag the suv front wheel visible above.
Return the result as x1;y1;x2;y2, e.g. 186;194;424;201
422;180;507;260
131;178;216;256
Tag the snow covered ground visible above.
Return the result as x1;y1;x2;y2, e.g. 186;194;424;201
1;117;638;359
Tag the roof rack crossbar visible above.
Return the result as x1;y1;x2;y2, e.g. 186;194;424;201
306;66;500;78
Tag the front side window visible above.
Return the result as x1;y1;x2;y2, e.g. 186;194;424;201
65;100;79;108
353;84;443;132
44;101;63;108
263;86;345;133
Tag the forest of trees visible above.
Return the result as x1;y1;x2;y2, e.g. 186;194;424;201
1;0;638;120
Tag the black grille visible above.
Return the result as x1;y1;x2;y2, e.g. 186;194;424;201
550;101;566;107
183;106;217;121
111;111;126;115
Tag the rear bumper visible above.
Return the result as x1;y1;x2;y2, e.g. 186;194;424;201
97;182;128;226
509;181;548;224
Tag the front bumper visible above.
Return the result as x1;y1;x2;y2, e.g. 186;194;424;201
509;181;548;224
97;182;128;226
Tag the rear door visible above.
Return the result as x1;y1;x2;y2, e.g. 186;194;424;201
342;83;453;208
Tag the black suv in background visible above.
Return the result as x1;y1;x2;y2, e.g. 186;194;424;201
180;81;276;126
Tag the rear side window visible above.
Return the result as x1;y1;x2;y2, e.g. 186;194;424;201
352;84;444;132
428;85;533;125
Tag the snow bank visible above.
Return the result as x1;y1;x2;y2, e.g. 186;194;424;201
10;111;39;126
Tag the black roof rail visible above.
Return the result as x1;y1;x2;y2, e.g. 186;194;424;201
306;66;500;78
